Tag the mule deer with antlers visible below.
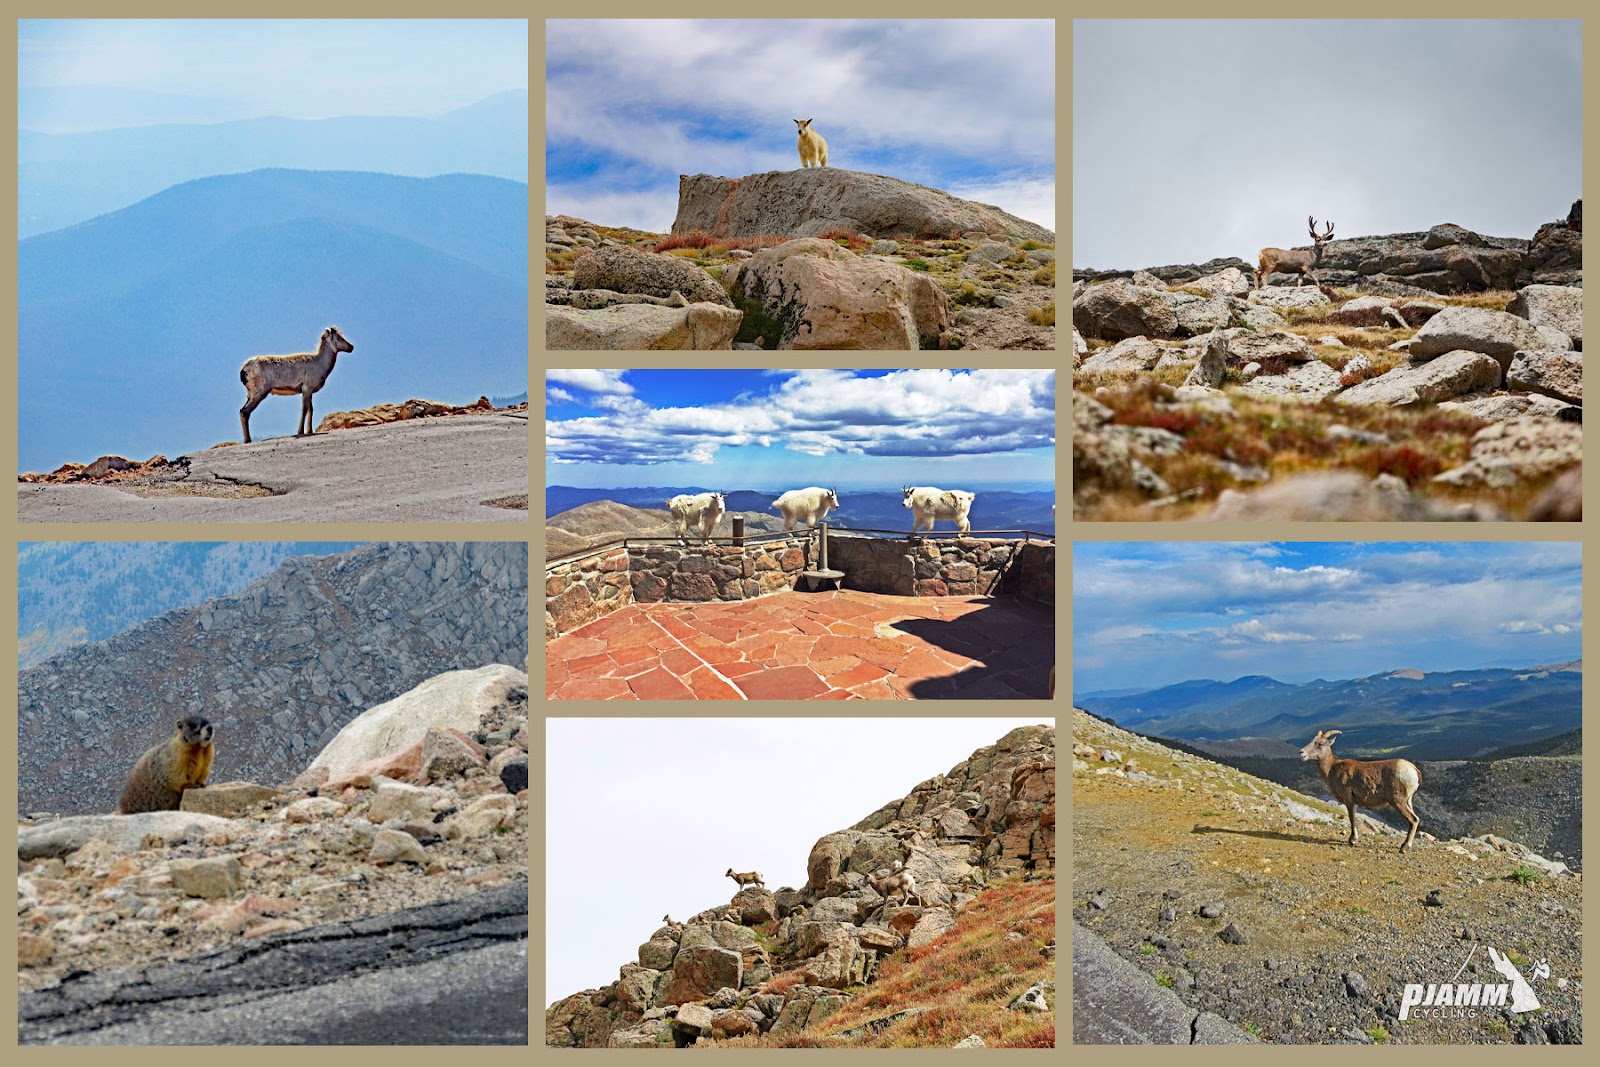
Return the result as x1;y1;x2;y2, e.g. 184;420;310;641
1255;217;1335;290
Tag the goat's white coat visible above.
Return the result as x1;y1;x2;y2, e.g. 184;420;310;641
794;119;828;168
666;491;727;543
771;486;840;532
902;485;977;534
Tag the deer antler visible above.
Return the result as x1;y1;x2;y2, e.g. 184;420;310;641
1309;217;1335;240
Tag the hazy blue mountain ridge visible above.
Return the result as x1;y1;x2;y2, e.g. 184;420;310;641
544;485;1057;534
1076;664;1582;760
17;542;362;668
18;170;528;471
19;91;529;237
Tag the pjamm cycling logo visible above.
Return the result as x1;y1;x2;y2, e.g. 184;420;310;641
1399;944;1549;1020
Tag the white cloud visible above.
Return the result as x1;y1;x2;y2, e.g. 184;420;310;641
546;369;634;395
546;387;575;405
1500;620;1552;634
545;369;1055;467
947;176;1056;232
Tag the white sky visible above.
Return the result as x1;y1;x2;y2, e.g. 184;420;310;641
544;717;1052;1004
1073;19;1581;270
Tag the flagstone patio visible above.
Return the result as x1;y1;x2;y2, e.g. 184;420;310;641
545;589;1054;700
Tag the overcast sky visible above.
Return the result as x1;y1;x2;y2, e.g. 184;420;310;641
545;717;1052;1002
1073;19;1581;270
1073;542;1582;693
545;369;1056;490
546;19;1056;233
18;19;528;130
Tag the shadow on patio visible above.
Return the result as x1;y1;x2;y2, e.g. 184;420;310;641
544;589;1054;700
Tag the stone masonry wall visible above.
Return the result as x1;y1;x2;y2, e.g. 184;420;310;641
629;537;815;604
1018;541;1056;606
823;533;1028;597
545;534;1056;639
546;545;633;640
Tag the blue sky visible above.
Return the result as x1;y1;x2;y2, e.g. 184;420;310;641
1074;542;1582;693
545;369;1055;490
19;19;528;130
1074;20;1580;269
546;19;1055;233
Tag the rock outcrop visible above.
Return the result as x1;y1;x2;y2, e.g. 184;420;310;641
726;238;950;349
673;170;1055;244
18;542;529;815
545;725;1055;1048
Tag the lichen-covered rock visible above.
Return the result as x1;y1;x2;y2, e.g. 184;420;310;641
727;238;949;349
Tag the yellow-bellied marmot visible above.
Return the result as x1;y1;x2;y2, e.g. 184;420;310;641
117;716;215;814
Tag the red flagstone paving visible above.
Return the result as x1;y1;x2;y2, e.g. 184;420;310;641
546;590;1054;700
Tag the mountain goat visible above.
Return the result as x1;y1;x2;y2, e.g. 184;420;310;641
1299;729;1423;853
794;119;828;168
771;486;840;532
902;485;976;535
666;492;726;544
238;326;355;443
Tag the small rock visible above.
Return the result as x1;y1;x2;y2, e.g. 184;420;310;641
167;857;242;899
498;756;529;794
1217;923;1245;945
1159;906;1176;923
368;828;429;865
1199;902;1224;919
1424;889;1445;907
1344;971;1371;998
952;1034;987;1048
1087;889;1112;910
1515;1020;1551;1044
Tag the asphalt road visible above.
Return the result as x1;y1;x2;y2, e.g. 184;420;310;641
1073;922;1256;1045
17;414;528;523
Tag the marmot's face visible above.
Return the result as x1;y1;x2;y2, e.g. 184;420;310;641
177;716;214;744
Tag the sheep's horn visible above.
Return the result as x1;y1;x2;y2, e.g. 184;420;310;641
1323;729;1342;738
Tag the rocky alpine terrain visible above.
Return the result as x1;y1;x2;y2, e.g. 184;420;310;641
547;168;1056;350
546;725;1055;1048
1074;202;1582;520
17;541;528;815
17;665;529;1043
545;501;790;561
1072;710;1582;1044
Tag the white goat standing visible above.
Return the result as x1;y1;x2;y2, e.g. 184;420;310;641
794;119;829;168
771;486;841;532
666;492;727;544
902;485;977;535
238;326;355;444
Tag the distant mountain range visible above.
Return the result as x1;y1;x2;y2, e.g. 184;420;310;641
17;542;361;668
18;169;528;471
1074;663;1582;760
19;91;528;238
545;486;1057;534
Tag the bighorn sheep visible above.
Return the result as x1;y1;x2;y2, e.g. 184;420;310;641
662;913;683;932
1255;217;1335;290
868;866;922;907
1299;729;1422;853
902;485;976;535
771;486;840;532
794;119;828;168
238;326;355;444
726;868;764;888
666;492;727;544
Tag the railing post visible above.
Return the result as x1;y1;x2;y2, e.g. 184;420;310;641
819;522;829;570
732;516;745;547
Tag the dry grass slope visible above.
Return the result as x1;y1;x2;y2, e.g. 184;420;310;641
711;874;1055;1049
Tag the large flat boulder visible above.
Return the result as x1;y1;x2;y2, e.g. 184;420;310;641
573;245;732;307
672;169;1053;243
726;238;948;349
546;302;741;350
